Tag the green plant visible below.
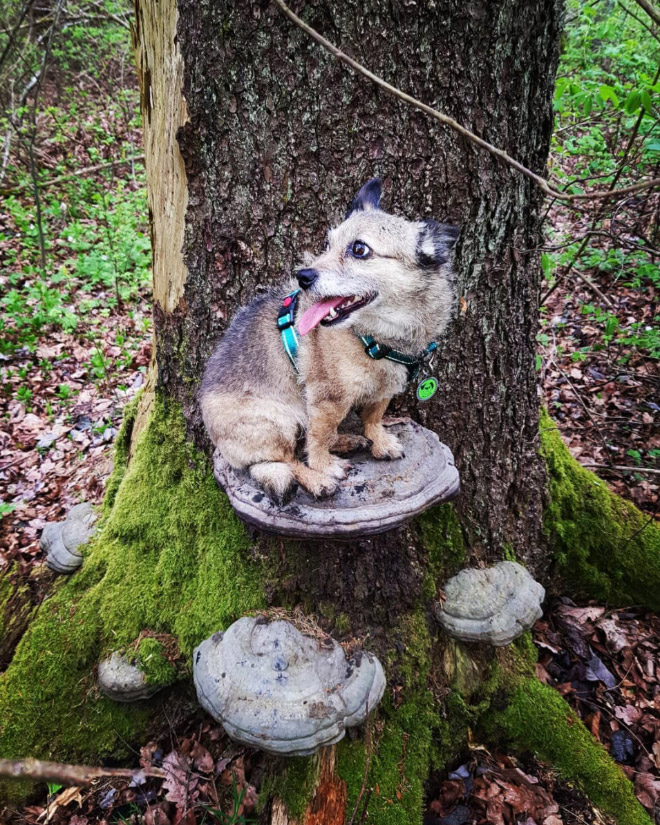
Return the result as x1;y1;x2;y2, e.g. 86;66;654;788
201;781;258;825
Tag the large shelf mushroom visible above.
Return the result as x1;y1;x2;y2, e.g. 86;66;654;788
40;502;97;574
214;418;459;539
434;561;545;646
193;617;385;756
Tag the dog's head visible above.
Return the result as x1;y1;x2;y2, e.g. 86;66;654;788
295;178;458;351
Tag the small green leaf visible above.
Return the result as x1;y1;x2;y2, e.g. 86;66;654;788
640;89;652;114
541;252;554;275
624;90;641;114
598;84;620;107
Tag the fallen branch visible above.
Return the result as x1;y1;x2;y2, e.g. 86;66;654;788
0;757;165;785
582;464;660;475
0;154;145;195
273;0;660;203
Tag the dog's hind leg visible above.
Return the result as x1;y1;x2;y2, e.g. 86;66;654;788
249;462;297;504
200;392;302;503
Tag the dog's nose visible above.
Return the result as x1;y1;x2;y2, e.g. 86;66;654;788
296;268;319;290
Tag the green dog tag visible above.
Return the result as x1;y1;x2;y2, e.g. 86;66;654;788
416;376;438;401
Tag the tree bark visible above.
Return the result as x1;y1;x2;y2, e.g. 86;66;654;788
143;0;561;569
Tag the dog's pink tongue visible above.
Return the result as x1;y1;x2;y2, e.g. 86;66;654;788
298;296;345;336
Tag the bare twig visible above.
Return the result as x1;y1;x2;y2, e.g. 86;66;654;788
0;757;165;785
273;0;660;203
0;154;145;195
541;57;660;305
618;0;660;43
582;464;660;475
631;0;660;26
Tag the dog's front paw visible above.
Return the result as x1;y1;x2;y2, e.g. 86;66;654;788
327;456;353;479
370;431;405;461
304;470;340;499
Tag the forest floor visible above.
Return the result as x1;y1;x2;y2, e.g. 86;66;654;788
0;0;659;823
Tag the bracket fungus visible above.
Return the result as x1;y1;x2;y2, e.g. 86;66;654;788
40;502;97;574
98;652;165;703
193;617;386;756
214;418;459;539
435;561;545;646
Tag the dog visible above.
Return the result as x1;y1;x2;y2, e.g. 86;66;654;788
199;178;458;503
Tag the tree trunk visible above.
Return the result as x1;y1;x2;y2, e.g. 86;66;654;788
152;0;557;569
2;2;658;824
140;0;560;817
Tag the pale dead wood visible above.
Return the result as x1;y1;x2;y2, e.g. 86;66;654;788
132;0;189;314
0;757;165;785
273;0;660;203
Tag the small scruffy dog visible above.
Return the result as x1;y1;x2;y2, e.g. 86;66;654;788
200;179;458;502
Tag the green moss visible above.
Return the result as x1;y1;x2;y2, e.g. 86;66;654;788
418;503;466;589
391;612;431;690
260;756;320;820
330;505;473;824
103;394;139;515
485;677;652;825
0;396;264;792
541;409;660;608
0;567;24;644
337;695;438;825
338;611;454;823
334;612;351;635
134;637;177;686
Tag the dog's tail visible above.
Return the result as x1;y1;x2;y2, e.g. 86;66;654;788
249;461;297;505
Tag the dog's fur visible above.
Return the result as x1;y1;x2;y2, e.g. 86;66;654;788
199;179;458;502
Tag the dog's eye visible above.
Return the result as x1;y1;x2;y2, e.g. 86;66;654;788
350;240;371;259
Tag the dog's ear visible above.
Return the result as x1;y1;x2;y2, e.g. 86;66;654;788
346;178;382;217
416;220;460;269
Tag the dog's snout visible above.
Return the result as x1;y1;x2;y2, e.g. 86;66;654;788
296;268;319;290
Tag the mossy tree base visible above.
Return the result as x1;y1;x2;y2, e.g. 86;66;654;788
0;404;657;824
541;408;660;608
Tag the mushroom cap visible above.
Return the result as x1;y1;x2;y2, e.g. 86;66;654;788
98;652;162;703
193;617;385;756
214;418;459;539
436;561;545;646
41;502;97;574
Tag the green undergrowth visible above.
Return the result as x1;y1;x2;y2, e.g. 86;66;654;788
0;397;264;797
541;409;660;608
487;677;652;825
